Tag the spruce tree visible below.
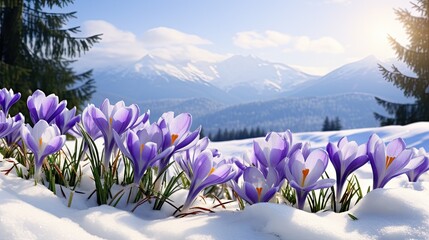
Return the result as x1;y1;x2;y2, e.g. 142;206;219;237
375;0;429;125
322;116;330;131
0;0;101;115
334;117;342;130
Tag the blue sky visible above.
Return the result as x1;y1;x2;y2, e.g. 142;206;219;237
64;0;410;75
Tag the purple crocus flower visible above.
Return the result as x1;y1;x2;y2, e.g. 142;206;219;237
406;148;429;182
4;113;25;147
89;99;140;171
284;148;335;210
21;120;66;181
232;166;283;205
27;90;67;124
157;112;200;171
327;137;368;201
69;104;103;140
182;149;236;212
175;137;215;178
0;88;21;116
367;134;413;189
113;123;173;185
280;129;303;158
0;110;22;139
253;132;289;179
54;107;81;135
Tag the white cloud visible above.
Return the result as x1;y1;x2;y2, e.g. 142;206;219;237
233;31;291;49
149;45;229;63
233;30;344;54
294;36;344;54
77;20;228;68
141;27;212;47
80;20;147;66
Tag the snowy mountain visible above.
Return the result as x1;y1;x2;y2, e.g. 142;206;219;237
91;54;318;105
92;55;240;106
286;55;414;103
209;55;318;102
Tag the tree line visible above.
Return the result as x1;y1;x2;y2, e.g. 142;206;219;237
322;116;342;131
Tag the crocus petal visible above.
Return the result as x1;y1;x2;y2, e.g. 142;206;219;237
90;107;109;133
338;136;349;149
243;181;259;204
343;155;368;180
169;113;192;138
113;130;132;160
260;187;278;202
41;135;66;157
137;123;163;147
192;150;213;185
374;141;387;174
384;149;413;180
243;166;265;186
304;159;326;187
253;140;269;167
21;125;38;156
386;138;406;158
305;178;335;191
203;164;234;186
175;127;200;151
367;134;381;160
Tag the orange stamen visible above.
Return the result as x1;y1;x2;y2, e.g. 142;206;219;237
385;156;395;169
109;117;113;127
209;167;215;175
171;134;179;144
38;137;43;148
256;187;263;200
140;144;145;155
301;168;310;187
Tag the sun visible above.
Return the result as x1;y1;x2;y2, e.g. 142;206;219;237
366;12;408;60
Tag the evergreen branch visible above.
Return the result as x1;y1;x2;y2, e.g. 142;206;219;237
378;63;425;99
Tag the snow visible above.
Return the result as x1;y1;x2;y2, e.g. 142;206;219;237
1;122;429;239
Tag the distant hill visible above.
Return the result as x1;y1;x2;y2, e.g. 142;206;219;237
139;98;226;121
192;93;387;134
285;55;414;103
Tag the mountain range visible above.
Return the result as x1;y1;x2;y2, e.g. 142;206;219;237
91;54;414;133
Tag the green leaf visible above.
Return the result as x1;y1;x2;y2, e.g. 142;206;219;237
348;213;358;221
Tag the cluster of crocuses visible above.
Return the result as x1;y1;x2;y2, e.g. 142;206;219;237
229;130;429;210
0;88;220;210
0;88;428;213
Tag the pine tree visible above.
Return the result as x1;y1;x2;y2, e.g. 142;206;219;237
249;127;255;138
375;0;429;125
214;128;222;141
0;0;101;115
242;127;249;139
334;117;342;130
322;116;330;131
255;126;263;137
222;128;228;141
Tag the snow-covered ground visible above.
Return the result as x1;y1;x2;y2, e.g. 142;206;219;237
1;122;428;240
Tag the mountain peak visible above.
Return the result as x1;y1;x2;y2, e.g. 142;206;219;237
224;54;265;64
359;55;380;64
